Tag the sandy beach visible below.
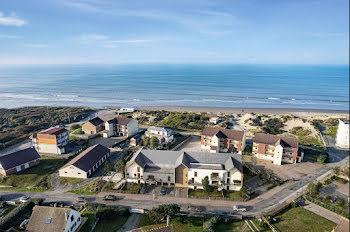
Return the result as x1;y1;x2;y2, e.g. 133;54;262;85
139;105;349;117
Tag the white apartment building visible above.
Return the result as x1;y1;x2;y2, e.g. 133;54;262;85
126;149;243;191
145;126;174;144
103;117;138;138
336;119;349;149
26;206;82;232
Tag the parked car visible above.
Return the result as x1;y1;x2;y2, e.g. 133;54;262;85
233;205;247;212
187;205;202;213
19;196;30;203
76;197;86;203
160;186;167;195
19;219;30;229
103;195;117;201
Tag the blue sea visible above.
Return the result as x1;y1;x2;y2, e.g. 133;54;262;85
0;64;348;110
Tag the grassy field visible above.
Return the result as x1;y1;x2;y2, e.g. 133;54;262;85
139;214;203;232
80;211;97;232
69;178;106;195
272;207;336;232
59;177;84;185
324;126;338;139
214;220;245;231
0;156;66;190
188;189;223;198
94;214;130;232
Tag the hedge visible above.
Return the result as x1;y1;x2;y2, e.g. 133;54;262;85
304;195;349;219
0;200;38;229
84;202;106;211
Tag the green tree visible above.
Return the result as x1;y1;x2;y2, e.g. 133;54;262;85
114;159;126;173
317;154;327;164
143;136;150;146
337;198;346;208
307;182;322;197
202;176;210;193
148;204;180;223
104;160;112;175
263;118;285;134
150;136;159;149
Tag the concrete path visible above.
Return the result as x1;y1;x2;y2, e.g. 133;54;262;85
302;201;342;224
117;214;140;232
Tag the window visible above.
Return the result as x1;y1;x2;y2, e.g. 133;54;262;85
65;171;67;173
194;172;197;177
137;167;140;172
78;172;81;174
227;172;230;176
168;176;171;181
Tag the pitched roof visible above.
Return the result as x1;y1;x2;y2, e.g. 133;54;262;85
88;117;104;126
128;149;242;172
0;148;40;171
147;126;173;135
39;127;68;135
26;206;78;232
253;133;298;148
61;144;110;172
115;117;133;125
202;127;244;141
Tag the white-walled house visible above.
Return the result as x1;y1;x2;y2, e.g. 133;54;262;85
103;117;138;138
145;126;174;144
30;127;69;154
206;114;219;125
126;149;243;191
59;144;110;179
26;206;82;232
336;119;349;149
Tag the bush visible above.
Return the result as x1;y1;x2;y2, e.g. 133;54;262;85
71;124;80;130
304;195;349;218
0;200;36;229
203;216;219;232
116;206;129;216
290;127;312;137
317;154;327;164
263;118;285;134
85;202;106;211
148;204;180;223
96;206;116;219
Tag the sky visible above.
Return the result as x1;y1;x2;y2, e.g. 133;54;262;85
0;0;348;65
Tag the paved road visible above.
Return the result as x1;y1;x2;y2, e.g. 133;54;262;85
301;201;342;224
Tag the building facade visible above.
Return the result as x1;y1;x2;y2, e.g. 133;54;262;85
206;113;219;125
59;144;110;179
31;127;69;154
26;206;82;232
252;133;303;165
201;127;246;154
145;126;174;144
0;148;40;176
336;119;349;149
82;117;105;135
103;117;138;138
126;149;243;191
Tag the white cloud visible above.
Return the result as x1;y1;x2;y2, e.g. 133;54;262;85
75;34;152;48
0;34;21;39
24;44;49;48
0;12;27;26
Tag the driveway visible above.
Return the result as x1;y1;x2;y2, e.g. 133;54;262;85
117;214;140;232
177;135;201;152
301;201;342;224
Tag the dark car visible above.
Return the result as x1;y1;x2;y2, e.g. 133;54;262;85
103;195;117;201
76;197;86;203
160;186;167;195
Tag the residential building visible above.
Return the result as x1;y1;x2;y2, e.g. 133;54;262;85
103;117;138;138
145;126;174;144
59;144;110;179
252;133;303;165
130;134;143;147
30;127;69;154
82;117;104;135
0;148;40;176
336;119;349;149
206;113;219;125
126;149;243;191
26;206;82;232
201;127;246;154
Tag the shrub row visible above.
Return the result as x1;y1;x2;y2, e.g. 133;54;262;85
304;195;349;219
203;216;219;232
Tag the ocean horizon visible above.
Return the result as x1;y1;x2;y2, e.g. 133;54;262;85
0;64;348;110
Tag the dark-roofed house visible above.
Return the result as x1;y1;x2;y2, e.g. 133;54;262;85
59;144;110;178
126;148;243;191
103;117;138;138
253;133;303;165
26;206;82;232
30;127;69;154
82;117;105;135
201;127;246;154
0;148;40;176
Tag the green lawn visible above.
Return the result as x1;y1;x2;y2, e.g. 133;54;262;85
59;177;84;185
214;220;245;231
0;156;66;190
325;127;338;139
69;178;106;195
80;211;97;232
224;189;246;200
272;207;336;232
94;214;130;232
139;214;203;232
188;189;223;198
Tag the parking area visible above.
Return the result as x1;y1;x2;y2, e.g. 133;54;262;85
320;182;349;200
139;184;187;198
244;176;272;195
243;155;321;181
178;136;202;152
